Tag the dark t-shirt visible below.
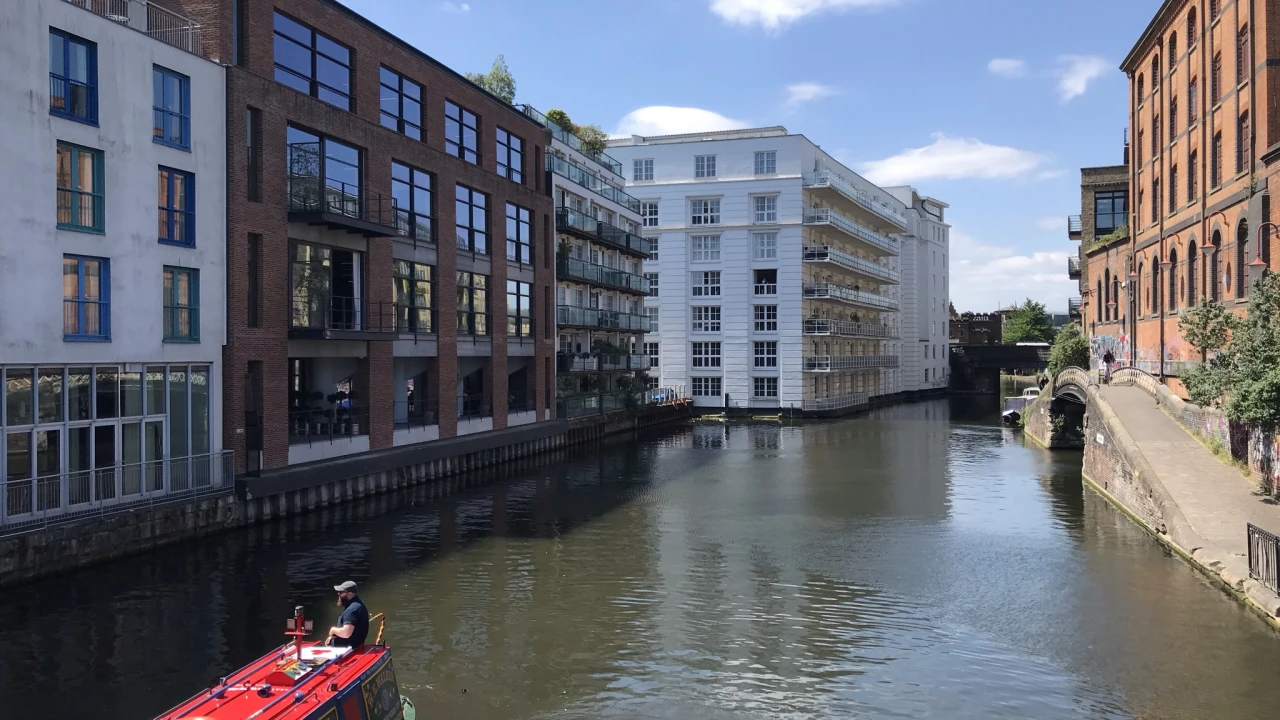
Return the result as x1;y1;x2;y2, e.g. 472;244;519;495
334;596;369;647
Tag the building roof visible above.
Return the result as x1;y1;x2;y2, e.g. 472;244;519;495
1120;0;1181;72
607;127;789;146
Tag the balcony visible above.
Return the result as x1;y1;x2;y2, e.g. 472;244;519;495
1068;215;1083;239
63;0;208;58
803;319;899;339
1068;297;1082;317
557;258;648;295
802;393;869;412
803;208;898;256
547;154;642;214
290;406;369;445
802;245;899;285
288;294;397;340
288;144;400;237
803;283;898;311
520;104;624;176
557;353;648;373
557;305;650;333
556;208;650;257
803;170;908;232
803;355;900;372
1068;256;1081;279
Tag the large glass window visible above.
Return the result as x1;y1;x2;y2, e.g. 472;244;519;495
152;66;190;149
754;305;778;332
49;29;97;124
393;260;433;333
287;127;361;214
445;101;479;164
455;185;488;253
506;203;532;264
163;267;199;342
273;12;351;110
290;241;363;331
754;196;777;223
692;306;721;333
507;280;532;337
56;143;103;232
691;235;720;262
692;342;722;368
392;161;433;240
753;341;778;368
63;256;109;341
158;167;195;246
753;377;779;398
692;377;722;397
1094;190;1127;234
496;128;523;183
457;272;489;335
379;66;422;139
690;199;720;226
692;271;721;297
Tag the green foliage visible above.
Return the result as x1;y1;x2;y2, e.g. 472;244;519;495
1048;322;1090;375
1177;298;1236;361
465;55;516;103
545;108;573;131
577;124;609;156
1187;272;1280;425
1182;356;1233;408
1002;299;1054;344
1089;225;1129;250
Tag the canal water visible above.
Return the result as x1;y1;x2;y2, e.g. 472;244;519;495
2;395;1278;719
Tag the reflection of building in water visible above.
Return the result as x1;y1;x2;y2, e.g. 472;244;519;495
692;424;729;449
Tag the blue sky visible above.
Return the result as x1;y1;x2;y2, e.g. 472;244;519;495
347;0;1161;313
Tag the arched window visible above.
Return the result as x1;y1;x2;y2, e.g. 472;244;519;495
1138;74;1145;103
1104;269;1112;321
1112;276;1121;323
1153;260;1162;313
1097;279;1104;322
1137;262;1144;314
1188;240;1198;305
1210;229;1221;301
1169;33;1178;68
1237;218;1248;298
1168;247;1179;311
1210;0;1219;21
1188;7;1197;43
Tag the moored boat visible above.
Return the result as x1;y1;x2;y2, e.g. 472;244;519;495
157;607;415;720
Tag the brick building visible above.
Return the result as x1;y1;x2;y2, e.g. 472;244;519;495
1119;0;1280;394
1068;163;1129;367
171;0;555;472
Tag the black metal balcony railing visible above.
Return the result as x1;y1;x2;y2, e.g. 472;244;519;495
287;144;399;235
546;154;642;213
556;208;650;257
458;394;491;420
49;73;97;123
393;399;438;428
556;386;687;420
1068;256;1082;279
1247;523;1280;595
1068;215;1083;237
289;295;398;335
508;391;533;413
289;406;369;445
556;353;650;373
557;257;649;294
556;305;650;332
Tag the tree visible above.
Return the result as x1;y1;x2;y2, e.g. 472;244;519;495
1002;299;1054;344
545;109;573;131
1048;322;1090;375
465;55;516;104
1178;298;1235;361
1181;272;1280;423
577;124;609;156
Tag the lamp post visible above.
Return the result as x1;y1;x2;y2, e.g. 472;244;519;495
1252;221;1275;269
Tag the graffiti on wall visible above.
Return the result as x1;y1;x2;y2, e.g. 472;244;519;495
1247;427;1280;493
1090;334;1129;368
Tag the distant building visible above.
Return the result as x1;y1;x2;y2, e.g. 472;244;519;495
949;313;1002;346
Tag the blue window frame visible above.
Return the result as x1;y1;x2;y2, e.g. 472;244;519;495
158;167;195;245
63;255;110;341
57;143;104;233
153;66;191;150
163;267;199;342
49;29;97;125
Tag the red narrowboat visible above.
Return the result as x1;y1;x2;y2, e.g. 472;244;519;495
156;607;416;720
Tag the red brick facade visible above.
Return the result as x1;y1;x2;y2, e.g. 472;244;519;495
185;0;554;472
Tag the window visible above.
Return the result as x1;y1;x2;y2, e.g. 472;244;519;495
1169;33;1177;69
634;159;654;181
1170;165;1178;209
1169;97;1177;139
691;235;721;261
647;306;659;329
645;342;660;368
1188;8;1198;44
1152;179;1161;220
1212;131;1222;186
754;232;778;260
754;196;777;223
63;256;108;340
496;128;523;183
49;29;97;124
287;126;362;211
1237;25;1249;86
507;280;532;337
691;199;721;226
162;267;199;342
1152;56;1160;89
1188;149;1198;200
505;203;532;263
1094;190;1126;234
247;233;261;328
753;377;778;398
692;306;721;333
445;101;479;164
1152;116;1160;154
393;260;433;333
1211;53;1221;103
1138;75;1145;104
273;12;351;110
1238;111;1250;174
455;185;488;253
754;305;777;332
56;143;103;232
692;271;721;297
692;377;722;397
641;201;659;228
392;161;433;240
1189;78;1199;122
246;108;262;201
649;238;659;261
379;67;422;140
1137;130;1144;166
695;155;716;178
457;271;489;335
152;66;190;149
754;151;776;175
645;273;659;297
754;269;777;296
692;342;722;368
157;167;195;246
753;341;778;368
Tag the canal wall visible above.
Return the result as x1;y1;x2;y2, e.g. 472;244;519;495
0;404;691;587
1023;392;1085;450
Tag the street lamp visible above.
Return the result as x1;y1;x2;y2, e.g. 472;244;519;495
1251;221;1276;269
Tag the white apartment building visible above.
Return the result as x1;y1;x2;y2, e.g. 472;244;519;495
520;106;651;413
0;0;227;525
887;187;951;393
608;128;907;413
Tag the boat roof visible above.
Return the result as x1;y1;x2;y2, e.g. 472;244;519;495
157;642;394;720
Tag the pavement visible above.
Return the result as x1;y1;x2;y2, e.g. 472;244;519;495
1098;384;1280;619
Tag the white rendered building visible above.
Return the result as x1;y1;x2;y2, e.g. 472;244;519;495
608;128;906;413
0;0;227;524
887;187;951;393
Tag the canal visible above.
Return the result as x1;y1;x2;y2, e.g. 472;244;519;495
3;396;1279;719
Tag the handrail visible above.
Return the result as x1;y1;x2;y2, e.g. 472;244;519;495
1247;523;1280;595
803;208;898;255
802;282;898;310
62;0;208;58
803;171;908;229
556;305;651;332
557;257;648;293
546;154;642;213
519;104;625;175
555;207;649;256
803;355;900;371
802;245;899;284
803;318;898;339
802;393;869;411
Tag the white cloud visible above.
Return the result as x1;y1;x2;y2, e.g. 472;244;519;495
950;229;1077;313
785;82;840;107
1056;55;1110;102
857;133;1049;186
1035;216;1064;231
613;106;749;137
987;58;1027;78
440;2;470;12
1036;169;1067;181
709;0;904;30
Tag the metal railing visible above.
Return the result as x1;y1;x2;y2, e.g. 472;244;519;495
62;0;207;58
802;393;869;412
458;394;492;420
1068;297;1082;316
803;283;899;311
49;72;97;123
1248;523;1280;595
556;208;650;256
556;305;650;332
520;104;625;175
754;282;778;296
288;144;399;230
1068;215;1083;236
802;171;908;229
290;295;397;334
803;355;900;372
2;450;233;536
508;391;534;413
1068;256;1081;278
290;406;369;444
546;154;642;213
557;386;687;420
803;319;898;339
803;245;899;284
393;399;438;428
803;208;898;255
557;257;649;294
